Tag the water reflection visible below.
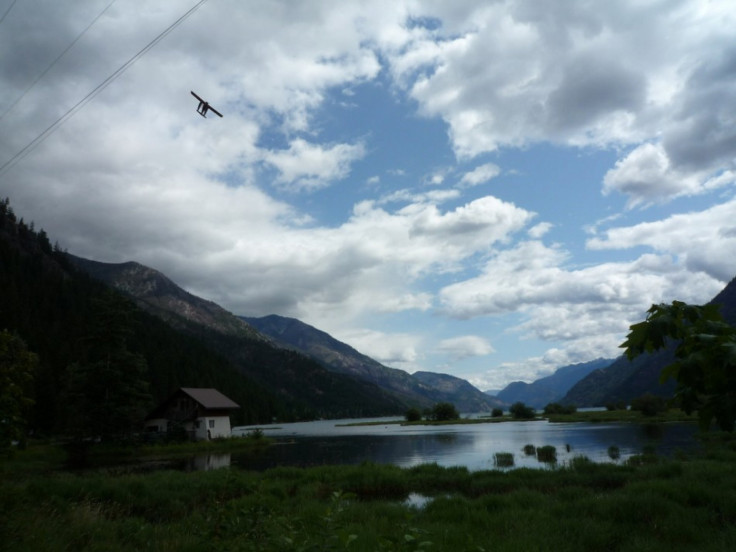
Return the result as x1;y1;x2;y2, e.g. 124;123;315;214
187;453;231;471
232;419;700;472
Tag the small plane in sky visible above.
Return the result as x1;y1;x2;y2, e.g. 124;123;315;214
190;91;223;118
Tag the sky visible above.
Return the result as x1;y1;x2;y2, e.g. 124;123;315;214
1;0;735;392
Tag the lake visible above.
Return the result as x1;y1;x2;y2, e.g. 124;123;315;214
226;417;700;472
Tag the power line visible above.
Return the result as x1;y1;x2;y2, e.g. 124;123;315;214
0;0;18;27
0;0;209;178
0;0;118;123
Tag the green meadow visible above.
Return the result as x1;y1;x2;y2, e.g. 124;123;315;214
2;433;736;551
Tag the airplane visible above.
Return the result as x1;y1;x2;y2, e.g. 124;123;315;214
190;91;223;118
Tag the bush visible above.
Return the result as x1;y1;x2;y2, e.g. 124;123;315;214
523;444;536;456
509;402;535;420
536;445;557;463
405;408;422;422
429;402;459;421
493;452;514;468
630;394;667;417
491;408;504;418
543;402;577;415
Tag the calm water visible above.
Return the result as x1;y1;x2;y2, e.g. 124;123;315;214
228;417;700;471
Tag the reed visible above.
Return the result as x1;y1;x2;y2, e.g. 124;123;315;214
3;434;736;551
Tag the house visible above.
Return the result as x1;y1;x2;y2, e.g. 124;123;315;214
144;387;240;441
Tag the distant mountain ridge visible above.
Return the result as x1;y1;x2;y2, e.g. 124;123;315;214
562;276;736;407
69;256;502;413
67;256;264;341
242;314;505;412
494;358;614;408
65;257;409;419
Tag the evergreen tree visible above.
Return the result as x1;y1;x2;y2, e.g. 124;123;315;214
63;291;152;441
0;330;37;449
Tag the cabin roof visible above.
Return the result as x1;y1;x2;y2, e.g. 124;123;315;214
179;387;240;410
146;387;240;420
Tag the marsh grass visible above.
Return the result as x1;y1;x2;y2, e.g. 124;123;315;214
3;435;736;551
493;452;514;468
536;445;557;463
545;408;697;424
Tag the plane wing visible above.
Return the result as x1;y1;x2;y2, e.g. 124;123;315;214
190;91;223;117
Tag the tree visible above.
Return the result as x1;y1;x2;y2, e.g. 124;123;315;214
622;300;736;431
543;402;576;415
0;331;37;449
405;407;422;422
509;401;535;419
630;393;667;417
63;291;152;441
429;402;459;421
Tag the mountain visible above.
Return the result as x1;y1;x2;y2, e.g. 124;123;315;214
242;314;505;412
562;276;736;407
411;371;504;412
67;256;264;340
0;199;289;428
66;258;408;420
494;358;614;408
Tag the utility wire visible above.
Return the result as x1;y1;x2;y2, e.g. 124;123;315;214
0;0;209;178
0;0;118;123
0;0;17;27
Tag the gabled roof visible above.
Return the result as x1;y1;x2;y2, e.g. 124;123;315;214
180;387;240;410
146;387;240;420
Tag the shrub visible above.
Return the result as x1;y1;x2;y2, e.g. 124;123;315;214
493;452;514;468
543;403;577;415
429;402;460;421
536;445;557;463
405;408;422;422
630;394;667;417
607;446;621;460
523;444;536;456
491;408;504;418
509;402;535;420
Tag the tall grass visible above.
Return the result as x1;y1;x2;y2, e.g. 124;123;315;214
3;435;736;550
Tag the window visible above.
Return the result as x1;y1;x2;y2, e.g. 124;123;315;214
209;419;215;429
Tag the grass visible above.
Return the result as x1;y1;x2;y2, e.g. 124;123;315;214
2;434;736;550
545;408;698;424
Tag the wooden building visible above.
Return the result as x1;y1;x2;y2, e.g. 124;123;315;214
144;387;240;440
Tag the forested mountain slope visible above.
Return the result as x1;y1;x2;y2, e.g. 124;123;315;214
243;314;505;412
495;358;614;408
562;276;736;407
0;198;405;434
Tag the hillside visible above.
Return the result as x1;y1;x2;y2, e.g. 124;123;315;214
68;256;264;341
562;276;736;407
243;315;504;412
0;199;283;428
66;259;408;420
495;358;614;408
0;198;408;431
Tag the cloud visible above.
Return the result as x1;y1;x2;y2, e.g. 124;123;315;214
602;143;736;207
382;0;736;207
3;0;735;393
261;138;366;192
587;199;736;281
528;222;553;239
438;238;725;377
437;335;494;360
459;163;500;187
336;328;421;370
